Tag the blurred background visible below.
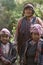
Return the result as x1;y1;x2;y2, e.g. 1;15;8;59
0;0;43;42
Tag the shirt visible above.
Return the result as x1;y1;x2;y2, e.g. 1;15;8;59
1;43;9;55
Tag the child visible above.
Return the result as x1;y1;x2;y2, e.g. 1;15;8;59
21;24;43;65
30;24;43;65
0;28;17;65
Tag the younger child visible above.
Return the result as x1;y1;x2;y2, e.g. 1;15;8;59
30;24;43;65
0;28;17;65
20;24;43;65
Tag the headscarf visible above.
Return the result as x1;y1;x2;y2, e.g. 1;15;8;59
0;28;11;37
30;24;43;35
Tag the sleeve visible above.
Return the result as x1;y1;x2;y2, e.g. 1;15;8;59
10;46;17;63
14;19;22;44
36;17;43;27
36;17;43;38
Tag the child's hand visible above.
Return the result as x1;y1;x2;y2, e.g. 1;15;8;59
3;59;11;65
0;56;5;61
0;56;11;64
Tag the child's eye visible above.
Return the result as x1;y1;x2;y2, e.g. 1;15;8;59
1;35;8;38
34;33;39;35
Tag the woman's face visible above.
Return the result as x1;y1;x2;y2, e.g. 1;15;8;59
1;34;10;44
32;32;41;41
24;8;33;17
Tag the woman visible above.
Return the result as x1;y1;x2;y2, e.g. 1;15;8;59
15;3;43;65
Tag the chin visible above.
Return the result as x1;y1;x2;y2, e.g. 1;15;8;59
2;41;8;44
35;39;39;41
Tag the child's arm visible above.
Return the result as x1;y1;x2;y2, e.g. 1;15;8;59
0;56;11;64
10;46;17;63
41;44;43;54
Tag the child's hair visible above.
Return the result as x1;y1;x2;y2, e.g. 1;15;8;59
30;24;42;35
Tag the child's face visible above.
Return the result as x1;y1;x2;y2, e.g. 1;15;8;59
32;32;41;41
1;34;10;44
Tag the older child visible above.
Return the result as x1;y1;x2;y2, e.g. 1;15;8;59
20;24;43;65
0;28;17;65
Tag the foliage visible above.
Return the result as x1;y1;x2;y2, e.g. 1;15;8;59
0;0;16;31
1;0;16;10
34;4;43;19
0;0;43;37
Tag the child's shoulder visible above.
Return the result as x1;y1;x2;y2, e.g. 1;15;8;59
39;38;43;45
26;39;32;46
9;42;14;48
40;38;43;42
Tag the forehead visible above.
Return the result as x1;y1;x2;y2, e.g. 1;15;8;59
24;7;32;10
32;32;39;35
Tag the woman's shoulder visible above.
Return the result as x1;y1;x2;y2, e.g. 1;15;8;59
18;17;24;22
36;17;43;26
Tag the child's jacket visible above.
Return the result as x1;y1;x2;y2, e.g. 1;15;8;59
0;41;17;65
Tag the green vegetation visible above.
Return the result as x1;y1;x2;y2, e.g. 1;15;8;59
0;0;43;41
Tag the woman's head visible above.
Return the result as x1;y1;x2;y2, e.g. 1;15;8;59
23;3;34;17
0;28;11;44
30;24;42;41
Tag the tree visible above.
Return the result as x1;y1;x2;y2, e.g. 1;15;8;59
1;0;16;10
0;0;16;31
